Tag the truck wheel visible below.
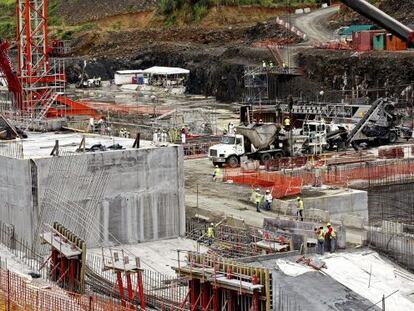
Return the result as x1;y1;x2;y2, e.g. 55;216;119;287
260;153;272;163
274;152;283;159
388;132;397;144
227;155;239;168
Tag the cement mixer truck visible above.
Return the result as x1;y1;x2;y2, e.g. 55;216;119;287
208;121;329;167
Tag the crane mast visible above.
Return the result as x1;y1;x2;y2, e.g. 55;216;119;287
16;0;65;117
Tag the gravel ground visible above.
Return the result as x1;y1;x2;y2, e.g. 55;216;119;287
184;158;280;227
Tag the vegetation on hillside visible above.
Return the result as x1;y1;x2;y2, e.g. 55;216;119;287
0;0;15;39
159;0;317;23
0;0;61;39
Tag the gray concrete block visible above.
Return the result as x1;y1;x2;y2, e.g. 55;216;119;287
0;145;185;247
340;215;365;229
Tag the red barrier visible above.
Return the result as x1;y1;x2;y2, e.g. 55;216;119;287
224;168;302;198
0;268;133;311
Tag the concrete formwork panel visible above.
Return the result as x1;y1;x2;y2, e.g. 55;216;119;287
0;157;35;242
0;144;185;247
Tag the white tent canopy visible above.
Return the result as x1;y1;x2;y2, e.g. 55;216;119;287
143;66;190;75
115;70;143;75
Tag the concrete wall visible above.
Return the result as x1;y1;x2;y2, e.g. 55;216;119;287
0;157;36;242
0;146;185;247
275;189;369;223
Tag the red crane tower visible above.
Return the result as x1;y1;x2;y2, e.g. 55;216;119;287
0;0;97;121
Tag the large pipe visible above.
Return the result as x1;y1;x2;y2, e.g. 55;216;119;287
339;0;414;42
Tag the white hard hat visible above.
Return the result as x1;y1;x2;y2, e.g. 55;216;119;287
256;188;260;191
266;190;270;193
215;165;219;168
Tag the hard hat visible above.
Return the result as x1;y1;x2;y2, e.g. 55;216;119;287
327;223;331;227
266;190;270;193
211;223;214;226
256;188;260;191
215;165;219;168
296;197;301;200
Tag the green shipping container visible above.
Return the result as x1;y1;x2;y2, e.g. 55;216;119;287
373;33;386;50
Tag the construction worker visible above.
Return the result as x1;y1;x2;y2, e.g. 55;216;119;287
254;188;262;213
212;165;222;182
262;60;267;68
315;226;325;255
282;62;287;73
296;197;304;221
228;122;235;135
161;130;168;143
283;117;291;131
207;223;214;246
264;190;272;210
325;223;337;253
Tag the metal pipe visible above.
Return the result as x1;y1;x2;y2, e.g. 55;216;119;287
339;0;414;42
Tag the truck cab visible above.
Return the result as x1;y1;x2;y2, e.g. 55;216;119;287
208;134;245;167
302;121;328;154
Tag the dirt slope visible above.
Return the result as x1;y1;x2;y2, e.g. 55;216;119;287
57;0;159;25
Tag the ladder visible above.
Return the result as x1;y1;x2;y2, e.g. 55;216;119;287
33;91;61;122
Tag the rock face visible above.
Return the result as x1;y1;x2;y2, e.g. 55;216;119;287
297;49;414;101
58;0;159;24
65;45;247;102
331;0;414;30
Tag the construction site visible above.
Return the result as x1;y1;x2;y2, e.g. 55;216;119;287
0;0;413;310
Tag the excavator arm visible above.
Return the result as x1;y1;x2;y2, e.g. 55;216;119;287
338;0;414;43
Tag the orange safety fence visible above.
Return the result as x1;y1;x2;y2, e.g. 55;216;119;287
289;160;414;188
225;159;414;197
0;268;132;311
224;168;302;199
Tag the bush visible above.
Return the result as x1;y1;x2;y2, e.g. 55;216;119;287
0;20;15;39
193;2;209;21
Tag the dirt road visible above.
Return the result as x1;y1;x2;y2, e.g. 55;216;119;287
279;6;339;66
184;158;284;227
294;6;339;43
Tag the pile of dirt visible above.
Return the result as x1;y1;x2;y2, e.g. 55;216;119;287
57;0;159;25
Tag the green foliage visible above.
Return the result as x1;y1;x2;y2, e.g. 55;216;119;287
158;0;323;24
0;20;15;39
48;0;63;26
110;21;122;31
0;0;63;38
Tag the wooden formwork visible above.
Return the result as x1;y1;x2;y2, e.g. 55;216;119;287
175;251;272;311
